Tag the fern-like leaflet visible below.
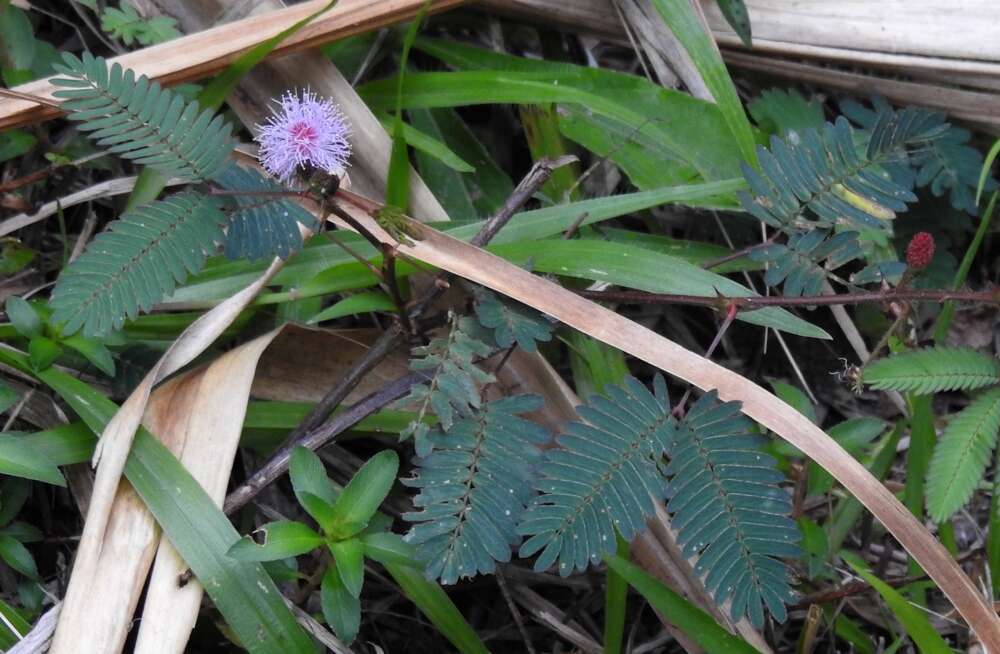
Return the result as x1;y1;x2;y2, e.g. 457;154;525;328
50;192;227;336
212;163;316;261
842;97;998;215
51;52;232;182
403;395;550;584
665;391;799;627
926;388;1000;523
741;107;947;296
517;375;674;575
398;315;496;455
863;347;1000;395
473;288;553;352
748;229;862;297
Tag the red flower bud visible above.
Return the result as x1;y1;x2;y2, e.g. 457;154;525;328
905;232;935;271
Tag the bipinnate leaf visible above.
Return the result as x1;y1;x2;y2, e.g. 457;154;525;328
926;388;1000;523
863;347;1000;395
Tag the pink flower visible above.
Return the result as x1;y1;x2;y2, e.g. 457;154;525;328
256;90;351;183
905;231;935;271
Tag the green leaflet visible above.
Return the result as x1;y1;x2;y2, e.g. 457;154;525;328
51;52;233;182
666;392;799;628
926;388;1000;522
863;347;1000;395
518;376;675;574
748;228;864;297
740;112;945;233
50;192;228;337
403;396;550;583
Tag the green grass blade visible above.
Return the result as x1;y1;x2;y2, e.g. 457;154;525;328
647;0;757;166
605;555;758;654
841;552;952;654
0;348;317;654
386;4;429;212
383;562;491;654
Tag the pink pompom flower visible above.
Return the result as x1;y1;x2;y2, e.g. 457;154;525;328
256;90;351;184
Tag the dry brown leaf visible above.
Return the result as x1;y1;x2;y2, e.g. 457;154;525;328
251;327;410;404
0;0;466;130
132;329;287;654
329;191;1000;650
50;259;285;651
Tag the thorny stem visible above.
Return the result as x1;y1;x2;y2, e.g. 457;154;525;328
578;287;1000;310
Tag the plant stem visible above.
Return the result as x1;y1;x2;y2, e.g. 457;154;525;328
578;287;1000;310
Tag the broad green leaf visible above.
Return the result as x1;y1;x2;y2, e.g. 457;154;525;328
0;534;38;579
361;531;418;567
362;72;741;182
926;388;1000;523
289;446;337;505
329;450;399;538
298;492;337;534
5;297;42;339
490;239;829;339
28;337;62;372
62;335;116;376
411;37;747;181
0;130;36;163
328;537;365;598
807;418;887;495
863;347;1000;394
383;562;490;654
321;564;360;644
769;379;816;424
307;291;395;324
648;0;757;166
841;552;952;654
0;5;35;71
0;384;18;414
605;555;758;654
228;521;324;562
0;434;65;485
0;348;317;653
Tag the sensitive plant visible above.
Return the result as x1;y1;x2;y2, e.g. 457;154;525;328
3;10;1000;652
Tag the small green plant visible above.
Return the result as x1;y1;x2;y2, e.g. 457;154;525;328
228;447;408;643
98;2;181;46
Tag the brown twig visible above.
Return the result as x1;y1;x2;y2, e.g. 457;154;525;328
578;287;1000;310
405;156;576;321
281;323;405;447
700;230;780;270
224;368;427;514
